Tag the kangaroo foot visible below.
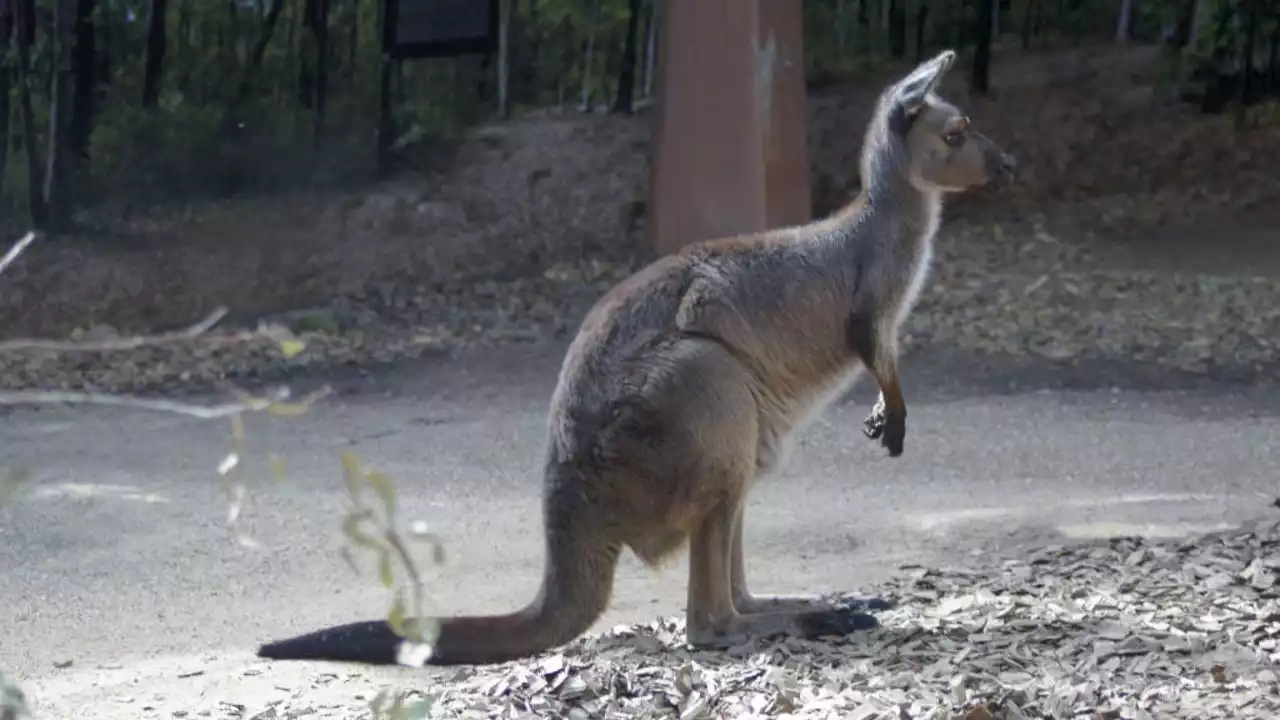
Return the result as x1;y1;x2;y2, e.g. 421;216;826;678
686;605;879;650
862;399;905;457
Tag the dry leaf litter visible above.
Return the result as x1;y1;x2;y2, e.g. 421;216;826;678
205;519;1279;720
3;209;1278;396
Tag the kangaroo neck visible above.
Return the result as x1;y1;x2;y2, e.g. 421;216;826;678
858;142;941;238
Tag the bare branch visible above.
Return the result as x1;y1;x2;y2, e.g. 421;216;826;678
0;232;38;278
0;306;233;353
0;385;332;418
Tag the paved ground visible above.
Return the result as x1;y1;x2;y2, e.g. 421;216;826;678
2;342;1278;717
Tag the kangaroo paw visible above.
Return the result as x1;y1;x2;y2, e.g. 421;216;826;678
862;401;887;439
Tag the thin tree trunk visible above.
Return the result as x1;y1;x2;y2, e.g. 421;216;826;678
376;0;394;176
916;1;929;61
611;0;640;114
498;0;511;117
1269;21;1278;88
1236;0;1260;128
283;0;296;102
579;0;602;111
347;0;358;87
45;0;77;232
1115;0;1133;41
889;0;906;57
231;0;284;108
142;0;168;107
68;0;95;159
313;0;329;146
175;0;189;93
1188;0;1204;48
971;0;994;94
642;0;658;97
837;0;846;55
14;0;44;228
992;0;1000;39
298;0;316;109
0;9;12;198
880;0;891;51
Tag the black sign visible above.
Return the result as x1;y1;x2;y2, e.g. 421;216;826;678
384;0;499;60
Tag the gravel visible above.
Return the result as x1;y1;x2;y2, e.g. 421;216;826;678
392;519;1280;720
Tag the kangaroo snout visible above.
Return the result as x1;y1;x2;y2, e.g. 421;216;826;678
987;150;1017;190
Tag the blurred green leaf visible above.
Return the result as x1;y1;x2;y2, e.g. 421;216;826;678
341;452;365;501
342;508;383;553
386;590;408;637
377;549;395;588
365;470;397;520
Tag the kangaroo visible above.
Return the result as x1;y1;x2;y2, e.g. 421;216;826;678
257;49;1016;667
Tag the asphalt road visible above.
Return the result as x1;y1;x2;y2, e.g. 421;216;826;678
2;343;1278;716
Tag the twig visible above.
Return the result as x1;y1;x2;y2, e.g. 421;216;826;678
0;385;331;418
0;232;38;278
0;306;232;353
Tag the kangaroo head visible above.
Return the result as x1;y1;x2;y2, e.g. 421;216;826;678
872;50;1016;194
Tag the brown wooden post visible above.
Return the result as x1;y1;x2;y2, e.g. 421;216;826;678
757;0;812;229
647;0;811;256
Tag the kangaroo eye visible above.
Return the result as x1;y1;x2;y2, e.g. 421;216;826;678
944;131;965;147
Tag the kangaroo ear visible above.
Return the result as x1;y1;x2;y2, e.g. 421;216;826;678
895;50;956;117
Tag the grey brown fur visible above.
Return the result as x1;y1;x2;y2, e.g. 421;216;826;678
257;49;1016;668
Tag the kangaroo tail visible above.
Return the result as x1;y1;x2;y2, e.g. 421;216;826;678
257;478;622;667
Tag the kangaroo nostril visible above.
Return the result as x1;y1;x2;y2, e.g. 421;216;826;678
1001;154;1017;172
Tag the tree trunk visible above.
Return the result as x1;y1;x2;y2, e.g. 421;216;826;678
45;0;77;232
1236;0;1260;128
971;0;994;94
298;0;316;109
579;0;602;111
836;0;846;54
312;0;328;147
13;0;45;229
643;0;658;97
612;0;641;113
1115;0;1133;41
498;0;511;117
69;0;95;160
888;0;906;57
915;2;929;62
142;0;168;107
0;8;12;198
232;0;284;108
174;0;189;93
1269;20;1278;89
347;0;358;87
376;0;394;177
1188;0;1204;48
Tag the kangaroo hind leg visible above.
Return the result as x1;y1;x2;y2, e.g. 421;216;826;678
685;496;880;650
729;501;892;616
